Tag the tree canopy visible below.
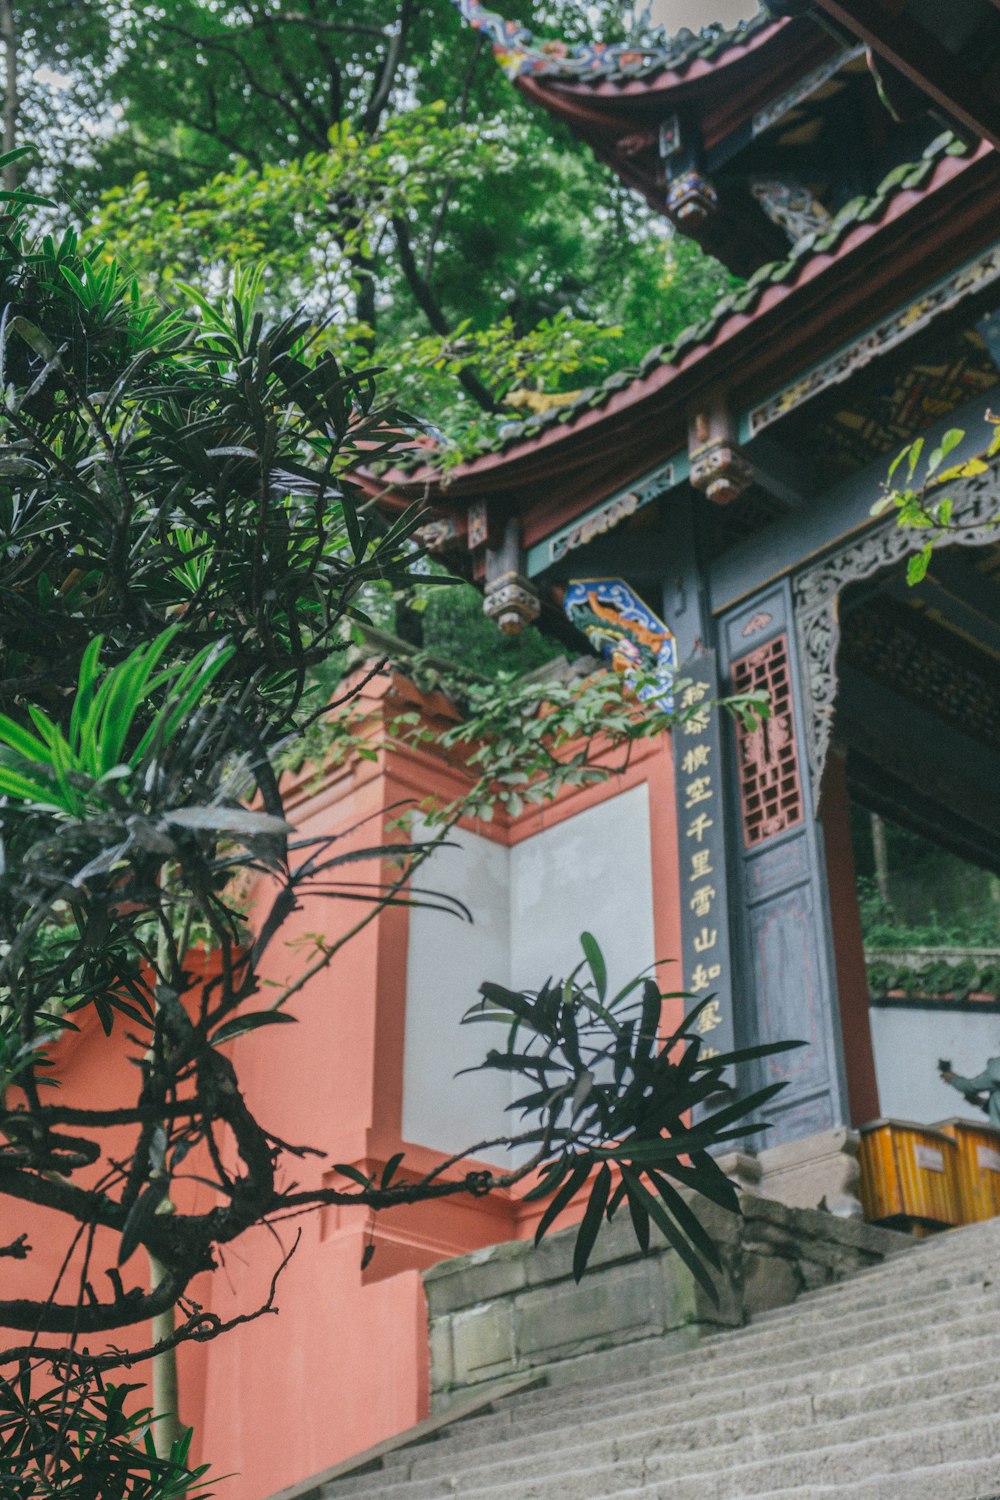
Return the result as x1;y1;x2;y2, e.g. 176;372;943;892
8;0;737;454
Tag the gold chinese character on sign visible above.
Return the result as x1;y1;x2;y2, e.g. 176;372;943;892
690;850;714;881
695;998;723;1033
682;707;710;735
680;682;709;709
701;1046;720;1060
689;962;722;994
690;884;715;918
684;776;713;808
681;744;711;775
693;926;718;953
686;812;713;843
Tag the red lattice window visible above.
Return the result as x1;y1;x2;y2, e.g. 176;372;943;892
731;634;804;847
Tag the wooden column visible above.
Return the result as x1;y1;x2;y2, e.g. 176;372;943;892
820;751;880;1128
717;577;851;1147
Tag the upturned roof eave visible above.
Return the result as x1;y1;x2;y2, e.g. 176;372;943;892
514;14;790;107
375;138;993;510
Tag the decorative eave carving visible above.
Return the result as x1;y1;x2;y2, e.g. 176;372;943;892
483;571;541;635
665;169;719;228
414;515;466;554
688;393;754;506
792;462;1000;805
689;440;754;505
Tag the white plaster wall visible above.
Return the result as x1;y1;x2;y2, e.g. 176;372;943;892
402;827;513;1163
403;785;657;1164
869;1004;1000;1124
509;783;657;999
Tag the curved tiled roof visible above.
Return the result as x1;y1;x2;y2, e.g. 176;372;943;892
383;130;978;492
451;0;773;85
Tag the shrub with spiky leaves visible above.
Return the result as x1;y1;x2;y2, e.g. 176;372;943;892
0;148;796;1494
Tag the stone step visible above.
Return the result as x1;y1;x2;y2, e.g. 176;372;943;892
394;1345;996;1472
739;1269;998;1338
698;1274;1000;1354
329;1327;1000;1500
727;1253;1000;1333
751;1220;1000;1315
752;1241;1000;1324
645;1298;999;1380
463;1321;1000;1437
750;1454;1000;1500
382;1377;1000;1497
323;1220;1000;1500
330;1409;1000;1500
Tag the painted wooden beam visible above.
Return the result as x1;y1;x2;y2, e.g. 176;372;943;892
810;0;1000;148
544;530;675;586
744;433;815;509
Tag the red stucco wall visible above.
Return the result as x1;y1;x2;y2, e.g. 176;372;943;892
3;672;681;1500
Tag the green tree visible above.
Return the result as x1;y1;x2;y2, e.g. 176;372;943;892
0;161;784;1493
41;1;736;452
0;2;115;191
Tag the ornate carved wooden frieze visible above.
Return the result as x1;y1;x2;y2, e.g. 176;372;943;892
467;500;489;550
792;468;1000;804
483;572;541;634
731;633;805;847
749;244;1000;437
749;179;830;245
545;459;675;567
414;515;466;554
841;599;1000;752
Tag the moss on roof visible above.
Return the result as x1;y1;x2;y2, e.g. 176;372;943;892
394;131;971;476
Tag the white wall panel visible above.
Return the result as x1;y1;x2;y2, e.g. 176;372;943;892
402;827;513;1163
869;1004;1000;1124
509;783;656;999
403;784;657;1164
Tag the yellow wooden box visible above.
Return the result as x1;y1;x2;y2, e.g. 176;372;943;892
935;1117;1000;1223
858;1119;960;1234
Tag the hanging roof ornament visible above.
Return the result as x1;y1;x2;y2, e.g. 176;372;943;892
563;579;677;705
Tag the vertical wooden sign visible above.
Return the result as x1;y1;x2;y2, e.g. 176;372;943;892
673;649;736;1067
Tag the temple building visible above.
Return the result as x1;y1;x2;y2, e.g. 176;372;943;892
374;0;1000;1212
17;6;1000;1497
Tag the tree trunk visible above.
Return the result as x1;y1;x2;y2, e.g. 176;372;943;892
870;812;892;910
0;0;16;190
148;1247;184;1461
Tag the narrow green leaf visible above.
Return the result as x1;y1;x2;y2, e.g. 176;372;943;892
580;931;607;1001
620;1163;719;1305
534;1158;591;1245
648;1169;721;1269
626;1183;651;1254
332;1164;373;1190
572;1161;611;1282
0;714;53;765
211;1011;298;1045
523;1155;571;1203
381;1151;405;1189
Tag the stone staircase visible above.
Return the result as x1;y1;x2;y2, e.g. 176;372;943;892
320;1216;1000;1500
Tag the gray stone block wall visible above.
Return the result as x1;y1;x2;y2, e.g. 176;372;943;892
424;1193;906;1405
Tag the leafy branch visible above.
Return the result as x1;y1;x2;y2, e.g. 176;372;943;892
872;415;1000;583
